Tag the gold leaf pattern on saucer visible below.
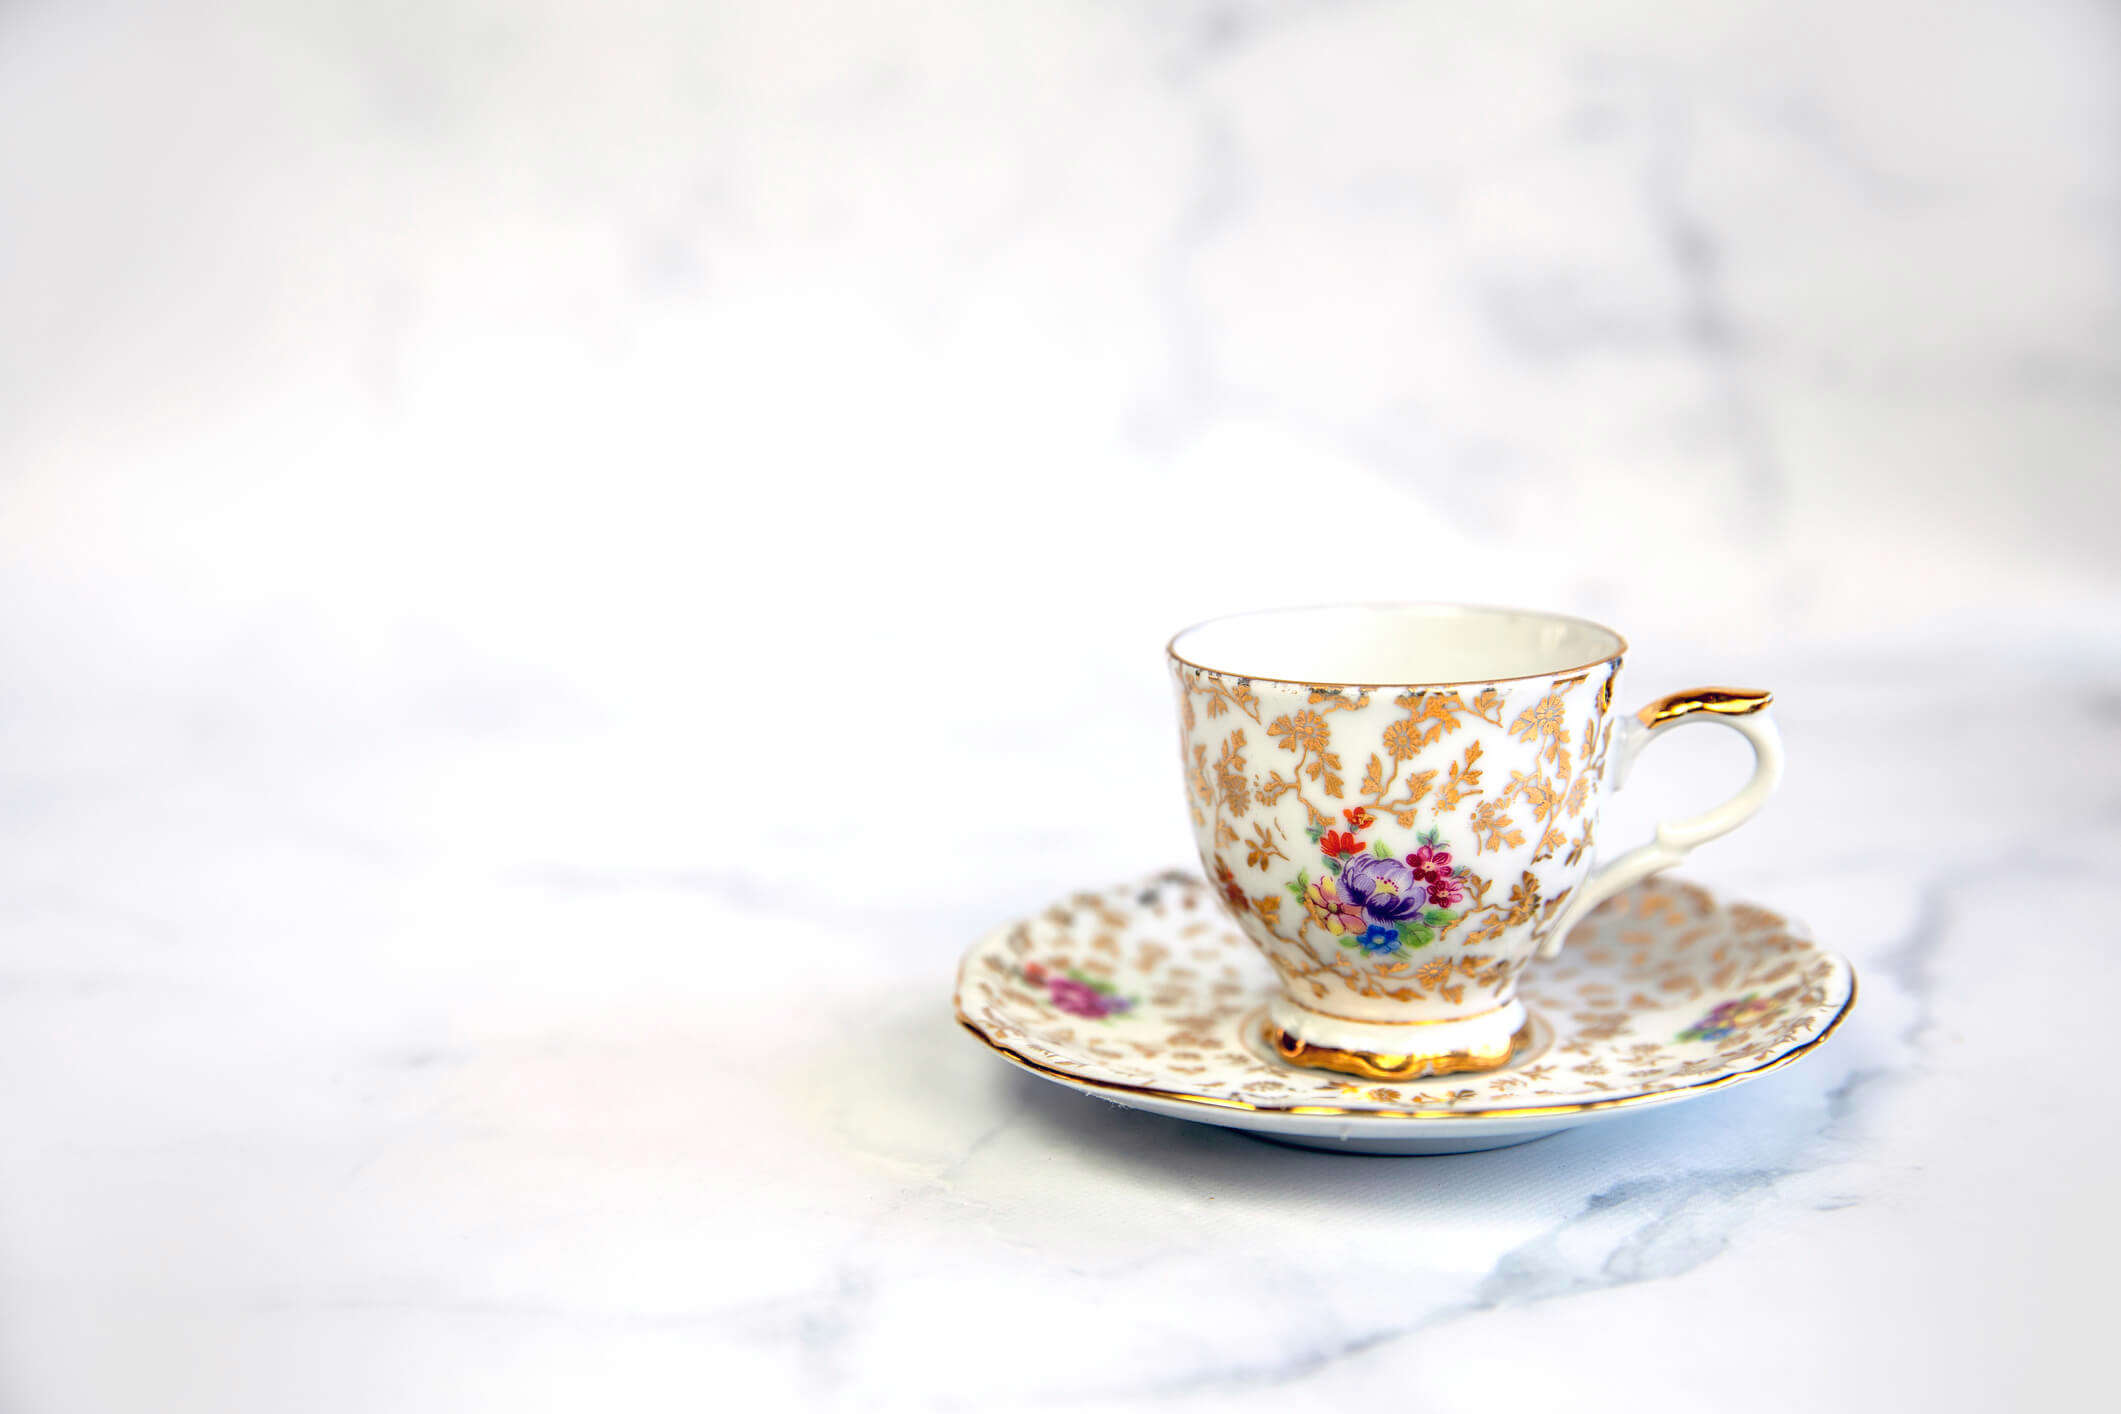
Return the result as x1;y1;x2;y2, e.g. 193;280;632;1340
955;872;1854;1121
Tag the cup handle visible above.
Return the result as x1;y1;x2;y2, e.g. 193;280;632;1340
1536;688;1783;960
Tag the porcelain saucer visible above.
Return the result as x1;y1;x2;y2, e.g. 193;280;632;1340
955;871;1855;1154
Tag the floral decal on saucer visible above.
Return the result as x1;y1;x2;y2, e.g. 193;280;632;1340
1677;993;1780;1043
1290;808;1471;958
1014;961;1135;1021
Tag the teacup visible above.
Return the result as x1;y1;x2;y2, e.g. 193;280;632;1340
1168;603;1781;1080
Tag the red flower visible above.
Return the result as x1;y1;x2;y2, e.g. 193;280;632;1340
1342;807;1375;830
1213;856;1248;909
1405;844;1465;908
1023;961;1047;982
1321;830;1362;858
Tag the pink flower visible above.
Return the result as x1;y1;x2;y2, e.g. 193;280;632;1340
1047;976;1131;1019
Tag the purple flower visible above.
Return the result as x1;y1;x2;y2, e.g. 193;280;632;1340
1337;852;1431;925
1677;994;1772;1043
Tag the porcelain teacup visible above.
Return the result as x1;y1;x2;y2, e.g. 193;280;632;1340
1169;603;1782;1080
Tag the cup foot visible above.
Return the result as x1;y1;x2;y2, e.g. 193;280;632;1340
1264;1017;1534;1081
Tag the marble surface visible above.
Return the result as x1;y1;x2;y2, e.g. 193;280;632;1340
2;1;2118;1410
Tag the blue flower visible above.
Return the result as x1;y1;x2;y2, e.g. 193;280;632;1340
1356;923;1401;954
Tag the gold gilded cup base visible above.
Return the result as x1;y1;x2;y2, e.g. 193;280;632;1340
1266;1018;1535;1082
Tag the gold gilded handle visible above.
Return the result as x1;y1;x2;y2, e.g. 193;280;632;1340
1636;687;1774;729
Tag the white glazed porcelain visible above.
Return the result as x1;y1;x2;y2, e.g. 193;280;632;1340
1168;604;1782;1081
955;872;1855;1155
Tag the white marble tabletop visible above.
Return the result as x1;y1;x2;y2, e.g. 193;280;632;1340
2;1;2117;1409
4;615;2113;1411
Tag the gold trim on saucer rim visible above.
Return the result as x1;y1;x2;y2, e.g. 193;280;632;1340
954;969;1856;1123
1265;1018;1534;1080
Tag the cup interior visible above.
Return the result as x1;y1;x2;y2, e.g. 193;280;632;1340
1169;604;1624;686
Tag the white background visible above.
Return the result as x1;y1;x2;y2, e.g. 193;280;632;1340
1;2;2116;1410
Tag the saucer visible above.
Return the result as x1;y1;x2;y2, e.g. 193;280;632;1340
955;871;1855;1154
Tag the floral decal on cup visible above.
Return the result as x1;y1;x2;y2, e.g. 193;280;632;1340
1017;961;1135;1021
1677;993;1777;1042
1289;807;1473;959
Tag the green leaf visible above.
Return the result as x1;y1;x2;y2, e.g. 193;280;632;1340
1423;908;1456;926
1338;936;1360;950
1323;856;1344;876
1372;837;1392;858
1305;827;1324;843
